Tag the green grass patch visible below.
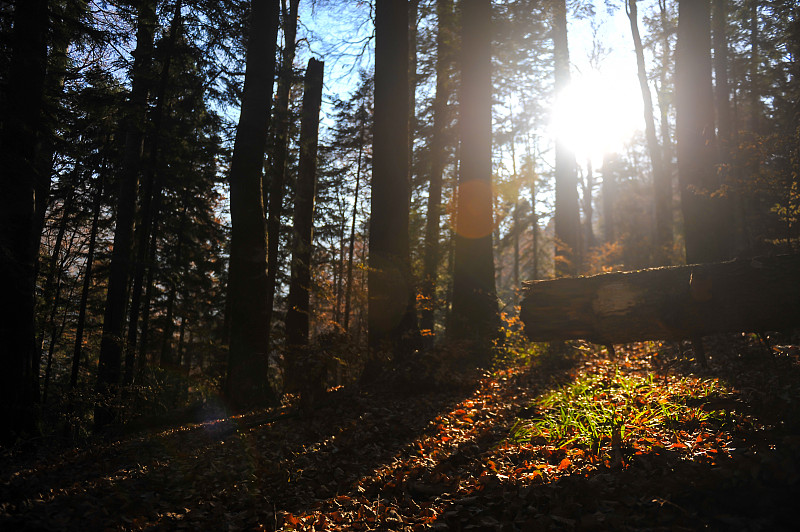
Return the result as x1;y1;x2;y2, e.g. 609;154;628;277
509;364;730;455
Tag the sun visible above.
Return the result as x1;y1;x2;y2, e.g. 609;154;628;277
551;69;644;166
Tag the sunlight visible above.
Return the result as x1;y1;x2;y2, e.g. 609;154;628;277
551;69;644;166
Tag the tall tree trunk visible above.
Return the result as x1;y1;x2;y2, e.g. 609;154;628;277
161;203;188;369
449;0;499;364
627;0;672;265
225;0;280;411
94;0;157;430
0;0;49;441
602;153;616;244
421;0;454;345
408;0;419;201
37;175;77;367
71;170;105;389
265;0;300;342
43;274;77;403
748;1;760;133
31;1;89;273
284;58;323;389
124;0;182;385
676;0;727;264
368;0;418;358
552;0;580;277
657;0;673;164
582;158;595;257
343;119;365;333
135;195;162;377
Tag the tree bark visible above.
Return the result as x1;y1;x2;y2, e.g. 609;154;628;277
602;153;616;244
343;114;365;333
676;0;728;265
627;0;672;265
368;0;418;357
284;57;323;392
449;0;499;363
520;254;800;344
71;170;105;388
0;0;49;441
95;0;157;430
265;0;300;340
225;0;280;411
160;204;188;369
421;0;454;345
124;0;182;385
552;0;580;277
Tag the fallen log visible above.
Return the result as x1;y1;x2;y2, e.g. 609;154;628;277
519;254;800;344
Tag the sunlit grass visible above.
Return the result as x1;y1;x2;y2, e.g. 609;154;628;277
509;365;729;456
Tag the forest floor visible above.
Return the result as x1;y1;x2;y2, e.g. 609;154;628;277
2;336;800;531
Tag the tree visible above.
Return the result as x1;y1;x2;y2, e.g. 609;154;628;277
284;57;324;388
449;0;499;363
265;0;300;342
420;0;455;346
368;0;418;358
124;0;184;384
627;0;672;265
94;0;157;429
0;0;49;440
225;0;280;411
676;0;728;264
552;0;580;277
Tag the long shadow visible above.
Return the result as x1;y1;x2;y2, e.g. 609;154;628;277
0;370;488;530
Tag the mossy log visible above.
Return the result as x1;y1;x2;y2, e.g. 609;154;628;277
519;254;800;344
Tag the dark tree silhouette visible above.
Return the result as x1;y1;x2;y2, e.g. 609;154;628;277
676;0;728;264
368;0;418;358
94;0;156;429
0;0;49;441
265;0;300;341
552;0;580;277
421;0;454;346
285;57;324;386
225;0;280;411
449;0;499;363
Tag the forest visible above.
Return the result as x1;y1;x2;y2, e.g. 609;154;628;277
1;0;799;529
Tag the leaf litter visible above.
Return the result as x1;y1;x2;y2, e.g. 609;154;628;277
2;335;800;530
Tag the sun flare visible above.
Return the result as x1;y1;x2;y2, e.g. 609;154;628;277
551;70;644;165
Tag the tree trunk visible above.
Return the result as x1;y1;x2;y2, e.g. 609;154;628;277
602;153;616;244
161;203;188;369
284;57;324;393
0;0;49;441
95;0;157;430
520;254;800;345
71;170;105;389
408;0;419;201
343;116;365;333
368;0;418;358
265;0;300;340
627;0;672;265
582;158;595;257
421;0;454;344
31;1;89;276
136;195;162;377
124;0;182;385
37;175;78;369
225;0;280;411
449;0;499;364
676;0;728;265
552;0;580;277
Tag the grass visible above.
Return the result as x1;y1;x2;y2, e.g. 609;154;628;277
508;362;731;459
